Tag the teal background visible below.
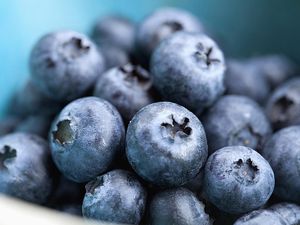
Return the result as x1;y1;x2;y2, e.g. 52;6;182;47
1;0;300;117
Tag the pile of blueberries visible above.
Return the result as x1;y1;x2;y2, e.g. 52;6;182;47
1;7;300;225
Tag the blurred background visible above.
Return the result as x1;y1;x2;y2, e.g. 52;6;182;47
0;0;300;117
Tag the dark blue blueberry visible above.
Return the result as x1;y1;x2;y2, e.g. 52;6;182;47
0;116;21;136
266;78;300;130
203;146;275;214
248;55;297;88
151;32;226;115
16;115;52;138
136;7;204;61
126;102;208;187
94;64;155;123
148;188;211;225
270;203;300;224
100;45;129;69
50;97;125;183
262;126;300;203
30;31;105;101
0;133;52;204
10;80;62;117
92;16;135;53
233;209;283;225
234;203;300;225
225;59;271;105
82;169;146;225
202;95;272;154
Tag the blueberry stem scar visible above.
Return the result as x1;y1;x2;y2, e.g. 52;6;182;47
0;145;17;169
161;115;192;138
52;119;75;145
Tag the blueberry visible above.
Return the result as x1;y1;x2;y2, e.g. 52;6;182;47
100;45;129;69
136;7;204;61
183;169;204;193
225;59;271;105
94;64;155;123
261;126;300;203
30;31;105;101
50;97;125;183
16;115;52;138
82;169;146;225
270;203;300;224
10;80;62;117
266;78;300;130
248;55;297;88
92;16;135;53
203;146;275;214
0;116;21;136
202;95;272;154
233;209;284;225
126;102;208;187
148;188;211;225
151;32;226;115
0;133;52;203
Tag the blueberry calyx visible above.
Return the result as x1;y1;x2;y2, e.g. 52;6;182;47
272;95;294;122
85;176;104;194
119;64;151;87
194;43;220;67
0;145;17;169
153;21;183;46
161;115;192;139
61;37;90;60
229;124;262;148
45;57;56;68
52;119;75;145
233;158;259;185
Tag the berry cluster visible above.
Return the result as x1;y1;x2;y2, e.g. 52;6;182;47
0;7;300;225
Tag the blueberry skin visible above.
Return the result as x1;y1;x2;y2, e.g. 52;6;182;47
0;133;52;204
92;16;135;53
0;117;21;136
151;32;226;115
136;7;204;60
202;95;272;154
16;115;52;138
266;78;300;130
248;55;297;88
50;97;125;183
148;188;211;225
94;64;155;123
30;30;105;101
233;209;284;225
225;59;271;105
203;146;275;214
82;169;146;225
100;45;129;69
270;203;300;225
126;102;208;187
10;80;62;117
261;126;300;203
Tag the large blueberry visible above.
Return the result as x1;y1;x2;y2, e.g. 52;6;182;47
266;78;300;130
10;80;62;117
82;169;146;225
30;31;105;101
233;209;283;225
151;32;226;115
262;126;300;203
92;16;135;53
248;55;297;88
126;102;208;187
225;59;271;105
94;64;155;123
148;188;211;225
0;133;52;204
136;7;204;61
202;95;272;154
203;146;275;214
50;97;125;183
270;203;300;224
